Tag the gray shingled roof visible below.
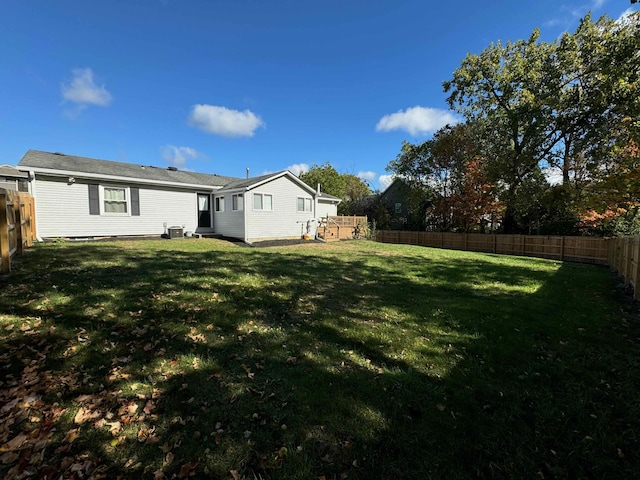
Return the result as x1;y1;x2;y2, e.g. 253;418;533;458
318;192;341;201
220;171;288;190
0;165;28;178
18;150;239;188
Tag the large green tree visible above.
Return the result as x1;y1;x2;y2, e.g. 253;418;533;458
298;163;345;197
443;12;640;233
444;30;560;232
387;123;503;232
298;163;371;214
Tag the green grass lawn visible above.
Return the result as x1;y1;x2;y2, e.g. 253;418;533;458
0;239;638;479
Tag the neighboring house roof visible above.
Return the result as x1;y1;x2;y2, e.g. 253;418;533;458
18;150;238;189
0;164;29;179
379;178;408;198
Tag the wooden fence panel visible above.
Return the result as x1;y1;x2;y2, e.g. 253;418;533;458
605;236;640;299
466;233;494;253
0;188;35;273
375;230;640;297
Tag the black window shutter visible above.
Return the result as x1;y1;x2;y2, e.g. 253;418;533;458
88;184;100;215
131;187;140;216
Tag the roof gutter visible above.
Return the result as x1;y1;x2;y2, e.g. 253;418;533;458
20;166;223;191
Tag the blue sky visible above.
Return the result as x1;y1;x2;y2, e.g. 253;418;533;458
1;0;637;191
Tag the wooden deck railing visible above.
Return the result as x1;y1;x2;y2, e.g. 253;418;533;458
0;189;36;273
317;216;368;242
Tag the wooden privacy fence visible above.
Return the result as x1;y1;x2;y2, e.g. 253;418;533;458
375;230;640;299
376;231;608;264
318;216;368;242
607;236;640;299
0;188;36;273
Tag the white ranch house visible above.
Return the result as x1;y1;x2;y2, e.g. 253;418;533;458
17;150;340;243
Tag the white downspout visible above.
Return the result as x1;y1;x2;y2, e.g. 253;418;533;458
28;170;43;242
243;187;250;244
314;183;320;240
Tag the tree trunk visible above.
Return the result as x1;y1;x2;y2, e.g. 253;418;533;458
502;205;518;234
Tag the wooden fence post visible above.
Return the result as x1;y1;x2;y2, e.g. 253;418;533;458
0;192;9;273
30;196;36;242
626;238;633;282
560;236;565;261
14;192;23;255
634;237;640;300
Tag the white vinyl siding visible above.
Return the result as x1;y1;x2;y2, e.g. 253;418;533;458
213;193;245;239
245;176;316;242
317;199;338;218
32;175;203;238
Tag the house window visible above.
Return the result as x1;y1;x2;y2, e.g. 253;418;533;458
232;193;243;211
253;193;273;211
103;187;128;214
215;196;225;212
297;197;312;212
395;202;402;214
90;185;139;216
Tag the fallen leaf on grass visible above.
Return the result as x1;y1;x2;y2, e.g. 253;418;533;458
74;407;101;424
0;432;29;452
178;459;199;478
0;451;19;464
144;400;156;414
106;421;122;435
163;451;174;467
117;401;139;417
64;429;80;444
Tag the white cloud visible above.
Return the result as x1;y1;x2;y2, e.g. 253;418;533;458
378;175;395;191
617;8;638;24
544;167;563;186
286;163;309;176
189;104;264;138
357;171;376;182
376;106;458;136
545;0;609;28
61;68;112;107
160;145;203;168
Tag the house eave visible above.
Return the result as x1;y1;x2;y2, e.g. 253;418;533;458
247;171;316;194
21;166;223;191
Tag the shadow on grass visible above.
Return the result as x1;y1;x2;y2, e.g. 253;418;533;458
0;240;638;479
